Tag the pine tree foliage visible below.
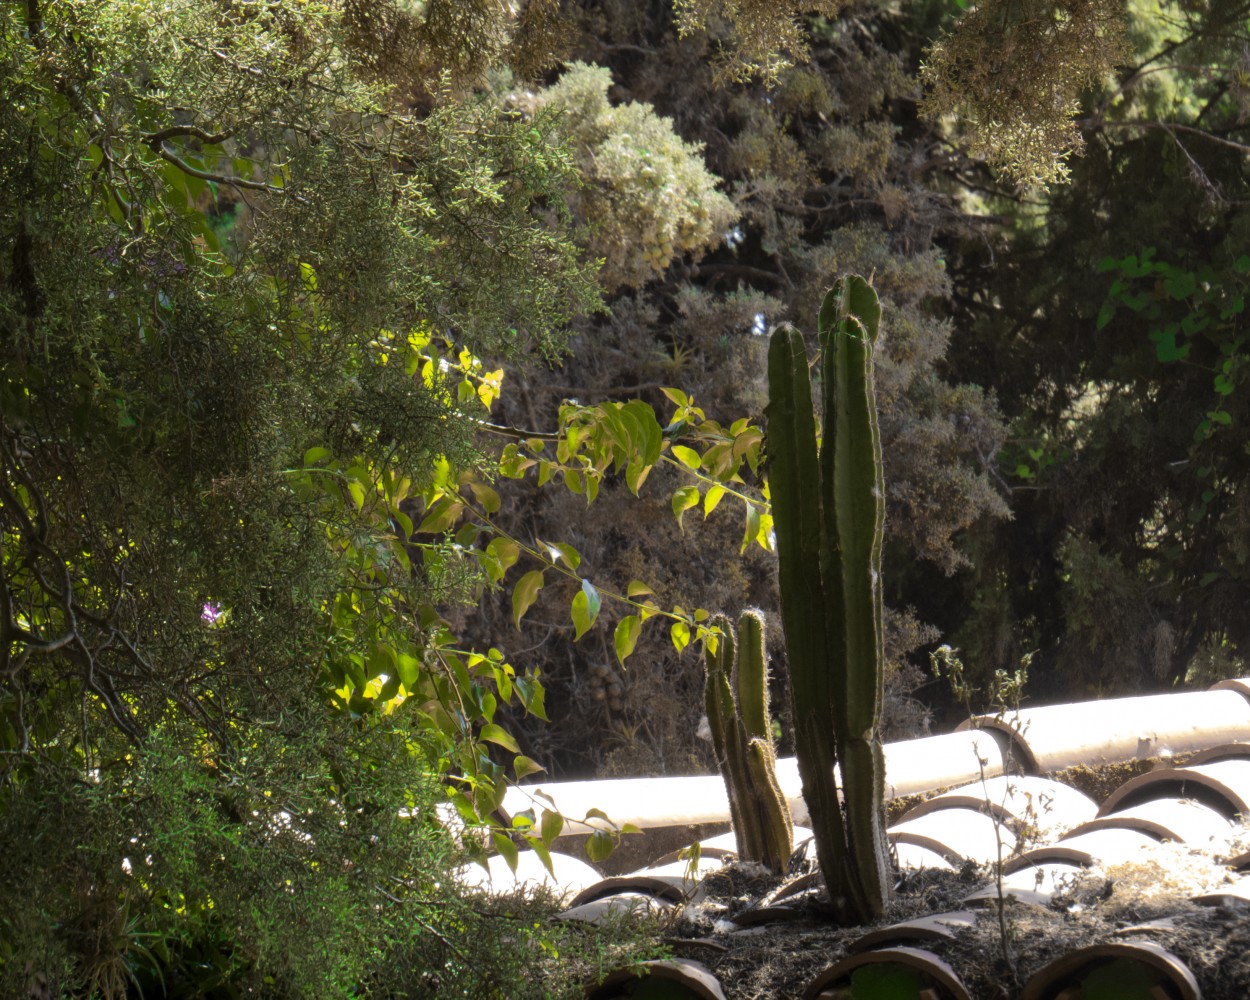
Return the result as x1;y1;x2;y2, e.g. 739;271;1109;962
920;0;1128;186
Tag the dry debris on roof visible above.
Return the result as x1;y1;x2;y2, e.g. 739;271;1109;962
487;680;1250;998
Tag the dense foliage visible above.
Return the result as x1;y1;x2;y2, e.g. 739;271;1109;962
0;1;630;994
5;0;1250;991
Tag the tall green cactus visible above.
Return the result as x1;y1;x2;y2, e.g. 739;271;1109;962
704;610;793;874
766;274;891;923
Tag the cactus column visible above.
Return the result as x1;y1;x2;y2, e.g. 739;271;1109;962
766;274;891;923
704;610;793;874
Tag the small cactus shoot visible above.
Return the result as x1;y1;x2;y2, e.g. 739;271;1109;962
703;610;793;873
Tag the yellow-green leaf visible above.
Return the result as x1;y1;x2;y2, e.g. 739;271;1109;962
585;830;616;863
514;755;544;780
571;579;601;640
670;445;701;470
741;502;762;555
492;832;519;873
703;483;726;517
672;485;700;531
479;723;520;753
523;835;555;876
468;481;501;514
417;498;463;534
512;570;545;628
614;615;642;666
541;808;564;845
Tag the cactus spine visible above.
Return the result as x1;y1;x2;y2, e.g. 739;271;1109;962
703;610;793;874
765;274;891;923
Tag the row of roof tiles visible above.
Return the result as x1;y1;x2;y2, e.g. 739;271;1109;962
468;677;1250;998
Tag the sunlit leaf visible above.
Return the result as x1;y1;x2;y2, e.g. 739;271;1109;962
417;498;464;534
479;723;520;753
585;830;615;862
671;619;691;654
571;579;601;640
703;483;726;517
523;835;554;876
670;445;701;470
672;485;700;530
492;832;519;873
541;809;564;844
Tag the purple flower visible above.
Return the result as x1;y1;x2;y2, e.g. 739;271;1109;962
201;602;223;624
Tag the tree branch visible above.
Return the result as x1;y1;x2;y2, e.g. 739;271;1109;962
1081;117;1250;154
154;143;306;201
143;125;233;149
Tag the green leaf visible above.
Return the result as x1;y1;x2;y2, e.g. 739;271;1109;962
541;809;564;844
512;570;545;628
486;537;521;575
395;652;421;690
741;502;762;555
672;485;700;530
585;830;616;863
479;723;520;753
514;755;544;780
732;427;763;462
467;480;501;513
346;479;366;511
1150;329;1190;363
1096;300;1116;330
571;579;601;640
417;498;464;533
614;614;642;666
366;642;396;680
622;399;663;466
522;835;555;877
303;446;332;466
449;789;482;826
552;541;581;570
1164;270;1197;300
515;672;548;721
492;832;519;874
